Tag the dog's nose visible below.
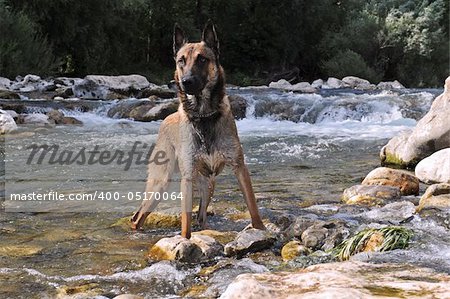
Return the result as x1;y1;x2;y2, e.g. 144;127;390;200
182;77;194;87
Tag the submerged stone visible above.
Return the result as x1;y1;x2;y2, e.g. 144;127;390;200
342;184;401;206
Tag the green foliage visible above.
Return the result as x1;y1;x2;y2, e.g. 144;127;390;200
0;2;57;78
1;0;448;87
334;226;413;261
322;50;382;83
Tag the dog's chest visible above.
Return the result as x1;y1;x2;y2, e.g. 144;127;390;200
195;151;227;176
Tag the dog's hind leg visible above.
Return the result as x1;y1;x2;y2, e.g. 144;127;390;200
131;140;176;230
197;175;216;229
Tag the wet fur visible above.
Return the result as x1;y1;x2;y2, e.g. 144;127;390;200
131;21;265;238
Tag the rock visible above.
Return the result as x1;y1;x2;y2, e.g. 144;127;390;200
192;230;237;245
219;261;450;299
0;77;12;89
362;167;419;196
291;82;317;93
415;148;450;184
228;95;247;120
112;209;181;230
0;89;20;99
281;240;311;261
107;98;155;118
342;76;375;90
148;233;222;263
54;86;74;98
47;109;64;124
380;76;450;168
201;258;269;298
322;77;349;89
22;74;41;84
138;86;176;99
61;116;83;125
377;80;405;90
0;245;43;257
311;79;324;88
113;295;144;299
224;228;276;257
3;110;18;119
54;77;84;86
268;79;317;93
417;183;450;212
73;75;153;99
342;184;402;205
130;100;178;122
0;109;18;134
190;234;224;259
17;113;51;126
148;235;203;263
300;220;349;251
0;103;26;114
360;201;416;223
269;79;293;89
284;216;318;239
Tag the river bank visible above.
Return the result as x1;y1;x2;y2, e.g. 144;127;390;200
0;75;449;298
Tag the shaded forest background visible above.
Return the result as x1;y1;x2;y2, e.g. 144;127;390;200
0;0;448;87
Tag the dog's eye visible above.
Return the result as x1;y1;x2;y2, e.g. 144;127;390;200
198;56;208;64
177;57;185;66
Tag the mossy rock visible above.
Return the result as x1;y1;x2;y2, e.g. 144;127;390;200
0;245;43;257
281;240;312;261
112;211;181;230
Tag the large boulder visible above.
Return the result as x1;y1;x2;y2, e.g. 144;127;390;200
377;80;405;90
0;90;20;100
415;148;450;184
73;75;153;99
219;262;450;299
342;76;375;90
0;109;18;134
380;76;450;168
17;113;51;126
322;77;349;89
228;95;247;120
130;100;178;122
0;77;12;89
362;167;419;195
416;183;450;212
269;79;317;93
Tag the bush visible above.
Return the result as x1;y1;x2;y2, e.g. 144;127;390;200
321;49;381;83
0;3;57;78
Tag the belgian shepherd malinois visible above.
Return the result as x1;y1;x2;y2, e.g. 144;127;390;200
131;21;265;238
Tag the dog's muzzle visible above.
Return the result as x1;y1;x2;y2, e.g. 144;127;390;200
181;75;202;95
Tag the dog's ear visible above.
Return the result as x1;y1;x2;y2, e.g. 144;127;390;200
202;20;219;57
173;23;186;56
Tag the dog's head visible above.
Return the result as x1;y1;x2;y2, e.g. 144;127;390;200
173;21;220;96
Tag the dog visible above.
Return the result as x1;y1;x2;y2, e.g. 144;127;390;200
131;21;265;238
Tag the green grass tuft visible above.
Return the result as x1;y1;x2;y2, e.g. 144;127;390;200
334;226;413;261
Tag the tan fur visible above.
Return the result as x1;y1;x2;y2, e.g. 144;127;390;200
131;23;265;238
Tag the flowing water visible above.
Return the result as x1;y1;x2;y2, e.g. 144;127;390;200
1;87;449;298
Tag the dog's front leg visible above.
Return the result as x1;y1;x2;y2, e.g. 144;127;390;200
178;138;194;239
234;162;265;230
